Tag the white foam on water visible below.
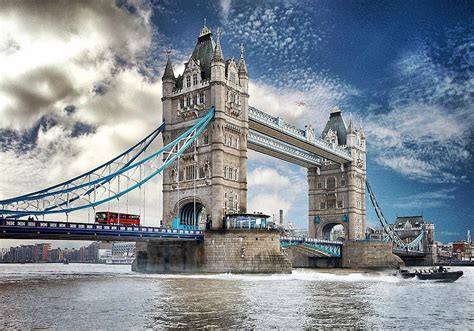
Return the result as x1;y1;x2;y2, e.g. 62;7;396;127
128;268;401;283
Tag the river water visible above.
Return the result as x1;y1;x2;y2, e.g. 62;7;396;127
0;264;472;329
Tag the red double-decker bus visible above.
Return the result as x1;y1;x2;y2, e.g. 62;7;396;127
95;211;140;226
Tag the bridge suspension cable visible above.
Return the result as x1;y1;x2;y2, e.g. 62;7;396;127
0;107;215;218
366;179;424;250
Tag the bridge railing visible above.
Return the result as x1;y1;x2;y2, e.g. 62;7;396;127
0;219;203;236
248;106;352;160
280;236;343;246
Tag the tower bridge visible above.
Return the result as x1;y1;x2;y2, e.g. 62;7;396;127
0;22;433;272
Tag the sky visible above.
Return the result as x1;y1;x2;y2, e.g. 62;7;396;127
0;0;472;247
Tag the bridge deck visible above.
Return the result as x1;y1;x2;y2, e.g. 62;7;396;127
0;219;203;241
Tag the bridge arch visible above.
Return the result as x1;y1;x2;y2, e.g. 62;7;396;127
173;197;209;229
320;221;347;241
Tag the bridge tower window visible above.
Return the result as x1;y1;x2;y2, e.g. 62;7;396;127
193;93;198;105
192;74;198;86
186;95;191;106
199;92;205;104
179;98;184;109
320;202;326;210
317;181;322;189
186;76;191;88
327;177;336;189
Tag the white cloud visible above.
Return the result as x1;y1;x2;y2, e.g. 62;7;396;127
219;0;231;20
248;193;291;217
391;188;456;209
365;35;474;183
248;167;291;189
0;1;165;232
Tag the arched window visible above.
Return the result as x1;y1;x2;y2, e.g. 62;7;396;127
186;76;191;88
192;74;198;86
327;177;336;189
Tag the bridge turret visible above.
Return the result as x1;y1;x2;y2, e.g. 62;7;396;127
162;55;175;96
210;27;226;112
238;43;248;94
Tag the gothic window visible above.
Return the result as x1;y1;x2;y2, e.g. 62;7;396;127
178;170;184;181
203;131;209;145
230;72;236;83
199;166;205;178
320;202;326;210
228;194;234;212
231;93;236;103
327;199;336;209
340;178;346;187
317;181;322;189
224;166;228;179
356;200;361;209
192;74;198;86
180;98;184;109
234;169;238;181
193;93;198;105
186;76;191;88
337;200;344;208
186;95;191;106
199;92;205;104
327;177;336;189
185;165;195;181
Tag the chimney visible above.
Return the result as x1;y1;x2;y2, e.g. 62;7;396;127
279;210;284;226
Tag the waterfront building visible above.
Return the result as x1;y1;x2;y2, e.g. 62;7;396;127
112;242;136;264
97;242;113;262
452;240;472;261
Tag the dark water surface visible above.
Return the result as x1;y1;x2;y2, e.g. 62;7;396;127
0;264;472;329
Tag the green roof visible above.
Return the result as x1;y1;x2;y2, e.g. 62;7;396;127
321;108;347;145
191;32;214;80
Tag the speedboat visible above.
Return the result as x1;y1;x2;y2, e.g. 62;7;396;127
398;266;463;282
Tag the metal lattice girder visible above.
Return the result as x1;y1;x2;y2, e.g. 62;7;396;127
280;236;342;257
0;107;215;217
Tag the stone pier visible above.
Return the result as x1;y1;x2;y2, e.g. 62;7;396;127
342;241;404;269
133;229;291;274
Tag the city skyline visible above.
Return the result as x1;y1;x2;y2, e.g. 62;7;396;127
0;1;472;244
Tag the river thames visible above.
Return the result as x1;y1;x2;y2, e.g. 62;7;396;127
0;264;472;329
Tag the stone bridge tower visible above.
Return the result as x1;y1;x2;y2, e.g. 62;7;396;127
161;23;249;229
308;107;366;241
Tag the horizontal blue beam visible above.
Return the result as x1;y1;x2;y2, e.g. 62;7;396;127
0;219;203;241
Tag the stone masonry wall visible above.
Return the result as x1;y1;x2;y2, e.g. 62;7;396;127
202;230;291;273
342;241;404;269
133;230;292;274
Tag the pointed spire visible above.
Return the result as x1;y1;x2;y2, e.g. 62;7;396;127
162;49;175;80
347;119;355;134
212;27;224;63
199;18;211;38
238;43;248;76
